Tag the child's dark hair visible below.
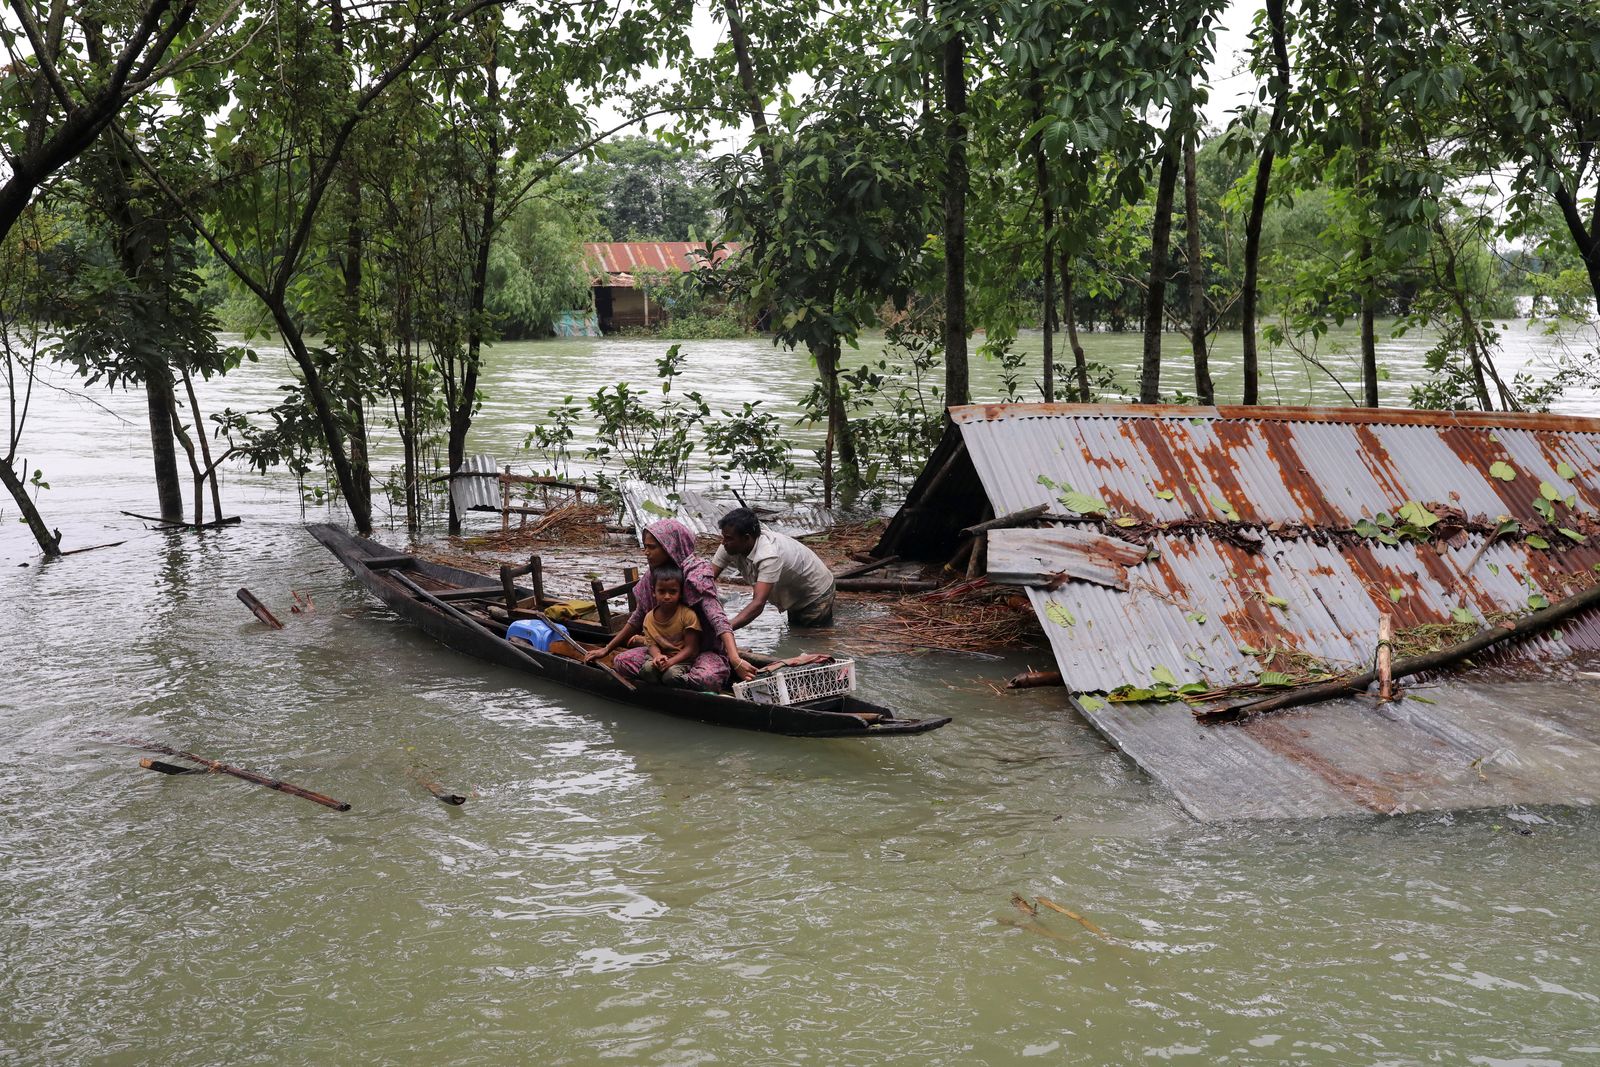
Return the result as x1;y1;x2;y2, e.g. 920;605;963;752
653;566;684;588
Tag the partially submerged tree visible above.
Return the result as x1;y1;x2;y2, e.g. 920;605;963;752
1235;0;1291;406
0;0;241;548
716;90;938;506
0;208;61;556
1135;2;1221;404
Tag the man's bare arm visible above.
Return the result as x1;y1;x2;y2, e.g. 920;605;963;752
727;581;774;631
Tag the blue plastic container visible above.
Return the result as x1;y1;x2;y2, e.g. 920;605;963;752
506;618;570;652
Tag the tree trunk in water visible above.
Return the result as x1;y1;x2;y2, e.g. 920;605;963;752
1183;133;1212;404
451;57;500;535
168;404;204;526
815;340;859;504
269;306;372;534
331;0;372;528
1139;122;1181;404
346;398;371;524
1040;214;1055;401
821;409;834;509
1431;220;1497;411
403;354;419;534
144;374;185;521
1;455;61;556
1061;251;1090;402
179;366;224;522
942;29;969;407
1030;81;1054;401
1357;60;1379;407
336;199;370;524
1360;283;1378;406
102;134;183;522
1241;0;1289;406
1240;149;1273;407
1550;182;1600;321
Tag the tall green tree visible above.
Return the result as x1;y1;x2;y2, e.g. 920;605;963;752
940;7;971;408
1452;0;1600;318
1137;3;1221;404
0;0;240;550
1237;0;1291;406
135;0;688;533
716;89;938;505
574;136;715;241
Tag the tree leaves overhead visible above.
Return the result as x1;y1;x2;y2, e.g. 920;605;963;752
6;0;1600;538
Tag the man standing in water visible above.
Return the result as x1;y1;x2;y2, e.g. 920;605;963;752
712;507;837;629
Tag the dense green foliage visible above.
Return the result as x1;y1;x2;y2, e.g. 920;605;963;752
2;0;1598;544
571;136;716;241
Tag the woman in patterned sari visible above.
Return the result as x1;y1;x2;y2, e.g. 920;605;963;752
583;519;756;688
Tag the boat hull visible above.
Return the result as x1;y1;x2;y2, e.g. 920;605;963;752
309;524;951;738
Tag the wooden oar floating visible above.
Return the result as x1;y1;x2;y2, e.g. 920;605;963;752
119;737;351;811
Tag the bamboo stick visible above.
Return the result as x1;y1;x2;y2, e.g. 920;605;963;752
116;739;350;810
499;467;511;535
960;503;1049;538
1007;669;1064;689
1035;896;1113;942
122;511;240;529
408;768;467;805
834;577;940;593
528;609;636;691
1377;613;1393;703
832;554;900;579
1200;578;1600;725
140;758;202;775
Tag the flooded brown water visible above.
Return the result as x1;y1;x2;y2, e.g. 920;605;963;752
3;326;1598;1063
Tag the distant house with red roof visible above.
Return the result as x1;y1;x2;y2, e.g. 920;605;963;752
583;241;740;333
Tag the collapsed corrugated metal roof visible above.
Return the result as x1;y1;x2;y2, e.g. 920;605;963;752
620;481;836;544
1077;665;1600;819
881;403;1600;820
584;242;740;288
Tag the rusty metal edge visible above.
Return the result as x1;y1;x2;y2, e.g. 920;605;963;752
949;402;1600;435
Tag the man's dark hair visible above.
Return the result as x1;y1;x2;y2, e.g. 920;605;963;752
653;566;684;587
719;507;761;540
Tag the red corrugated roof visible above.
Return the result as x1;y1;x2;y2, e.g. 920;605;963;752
583;242;740;287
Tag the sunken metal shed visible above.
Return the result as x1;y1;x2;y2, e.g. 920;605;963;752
881;402;1600;820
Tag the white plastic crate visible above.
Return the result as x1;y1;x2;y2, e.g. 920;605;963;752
733;659;857;705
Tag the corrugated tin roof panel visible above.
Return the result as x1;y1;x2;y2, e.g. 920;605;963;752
1087;670;1600;821
952;404;1600;688
584;242;740;285
449;454;502;513
953;402;1600;529
923;403;1600;819
1024;531;1598;694
620;481;835;544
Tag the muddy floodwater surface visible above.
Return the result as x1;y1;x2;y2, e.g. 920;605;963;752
3;326;1599;1063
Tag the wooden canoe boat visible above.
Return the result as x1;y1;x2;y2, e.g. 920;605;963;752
310;524;952;738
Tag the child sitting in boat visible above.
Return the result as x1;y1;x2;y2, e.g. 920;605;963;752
618;567;703;687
